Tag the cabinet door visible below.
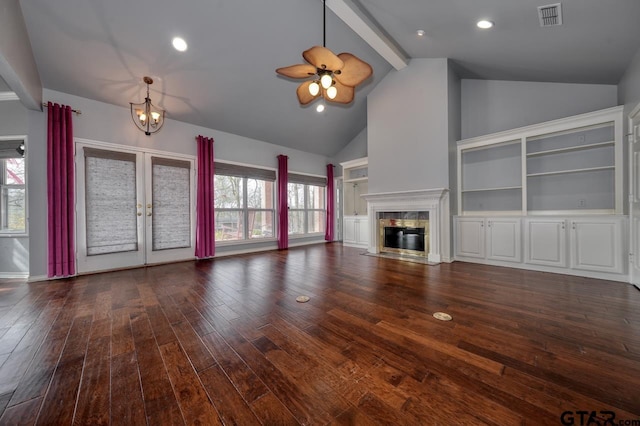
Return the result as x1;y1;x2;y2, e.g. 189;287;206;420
343;218;357;244
356;218;369;245
455;218;485;258
570;219;623;273
524;219;567;267
486;218;521;262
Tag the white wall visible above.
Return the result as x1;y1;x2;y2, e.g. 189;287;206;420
332;127;367;176
26;89;330;277
0;99;29;275
619;48;640;116
368;58;451;193
461;80;618;139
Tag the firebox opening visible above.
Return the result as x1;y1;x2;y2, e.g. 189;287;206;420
384;227;425;252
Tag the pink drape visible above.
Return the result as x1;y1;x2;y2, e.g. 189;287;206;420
325;164;335;241
47;102;75;278
195;135;215;258
277;155;288;249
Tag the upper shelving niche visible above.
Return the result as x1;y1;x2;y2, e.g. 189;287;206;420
456;106;624;216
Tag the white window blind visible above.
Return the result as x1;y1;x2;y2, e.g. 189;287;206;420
84;148;138;255
151;157;191;250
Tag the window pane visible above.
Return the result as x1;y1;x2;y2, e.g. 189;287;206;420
214;175;243;208
215;210;243;240
308;185;325;209
307;210;325;233
1;187;26;232
288;183;304;209
247;179;274;209
288;210;304;235
85;156;138;255
5;158;25;184
248;210;274;239
152;163;191;250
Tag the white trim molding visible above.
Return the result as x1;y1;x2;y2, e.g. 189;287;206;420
362;188;450;263
0;92;20;101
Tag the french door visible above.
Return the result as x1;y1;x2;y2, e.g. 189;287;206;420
75;142;195;274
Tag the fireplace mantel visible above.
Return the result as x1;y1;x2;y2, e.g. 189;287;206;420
362;189;450;263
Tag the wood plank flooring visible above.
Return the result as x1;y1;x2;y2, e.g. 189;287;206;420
0;243;639;425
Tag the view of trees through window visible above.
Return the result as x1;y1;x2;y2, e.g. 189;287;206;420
214;175;274;241
1;157;26;233
288;183;325;235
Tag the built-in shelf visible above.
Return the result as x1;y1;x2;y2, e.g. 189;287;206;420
526;165;614;178
462;186;522;193
457;106;623;215
526;141;614;157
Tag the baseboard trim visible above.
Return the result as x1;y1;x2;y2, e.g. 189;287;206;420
0;272;29;279
27;274;48;282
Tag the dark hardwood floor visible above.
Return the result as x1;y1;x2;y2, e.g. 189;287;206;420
0;243;639;425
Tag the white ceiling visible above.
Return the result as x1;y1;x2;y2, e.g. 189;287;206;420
16;0;640;156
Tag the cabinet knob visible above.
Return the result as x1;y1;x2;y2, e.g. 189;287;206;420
572;222;576;230
561;222;565;229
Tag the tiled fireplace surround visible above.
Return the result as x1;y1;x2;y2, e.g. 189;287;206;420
362;189;450;263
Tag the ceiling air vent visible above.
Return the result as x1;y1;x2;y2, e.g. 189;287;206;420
538;3;562;27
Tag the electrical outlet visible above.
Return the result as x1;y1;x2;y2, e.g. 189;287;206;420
579;199;586;207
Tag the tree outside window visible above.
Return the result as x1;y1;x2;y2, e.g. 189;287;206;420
288;183;325;235
214;175;274;241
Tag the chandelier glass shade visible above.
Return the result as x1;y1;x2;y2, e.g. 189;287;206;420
130;76;165;136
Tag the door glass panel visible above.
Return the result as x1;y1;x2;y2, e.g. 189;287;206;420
85;149;138;255
151;158;191;251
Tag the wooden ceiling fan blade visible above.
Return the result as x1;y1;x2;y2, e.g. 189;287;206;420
276;64;317;78
297;81;320;105
325;80;354;104
335;53;373;87
303;46;344;71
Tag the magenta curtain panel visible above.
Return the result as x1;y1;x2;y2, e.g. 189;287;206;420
195;135;215;258
47;102;75;278
277;155;288;249
325;164;335;241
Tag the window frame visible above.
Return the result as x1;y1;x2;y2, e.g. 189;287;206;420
0;137;27;237
214;162;276;244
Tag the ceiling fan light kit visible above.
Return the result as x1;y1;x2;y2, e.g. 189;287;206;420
276;0;372;106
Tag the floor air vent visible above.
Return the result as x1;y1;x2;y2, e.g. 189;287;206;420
538;3;562;27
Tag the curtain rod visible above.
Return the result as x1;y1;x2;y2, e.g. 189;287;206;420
42;102;82;115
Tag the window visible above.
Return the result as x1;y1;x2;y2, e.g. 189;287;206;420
0;140;26;234
288;173;326;236
214;162;275;241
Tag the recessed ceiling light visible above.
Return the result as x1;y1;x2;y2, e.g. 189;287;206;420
172;37;188;52
316;104;325;113
416;29;425;37
476;20;494;29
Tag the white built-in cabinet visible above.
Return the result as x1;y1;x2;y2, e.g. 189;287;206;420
340;157;369;249
454;107;628;281
455;217;521;263
524;218;567;268
343;216;369;248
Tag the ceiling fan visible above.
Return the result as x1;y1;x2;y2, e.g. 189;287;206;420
276;0;373;106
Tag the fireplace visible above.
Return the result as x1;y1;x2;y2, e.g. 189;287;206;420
379;217;429;257
362;189;450;263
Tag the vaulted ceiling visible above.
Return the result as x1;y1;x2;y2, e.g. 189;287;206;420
13;0;640;156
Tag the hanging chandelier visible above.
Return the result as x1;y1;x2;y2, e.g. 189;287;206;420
130;76;165;135
275;0;372;106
